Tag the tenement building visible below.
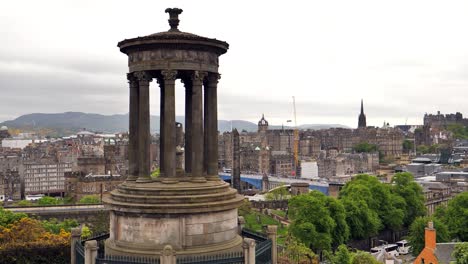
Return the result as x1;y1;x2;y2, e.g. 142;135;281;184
317;149;379;179
23;160;72;195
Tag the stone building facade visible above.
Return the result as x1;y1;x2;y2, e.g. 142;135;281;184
65;171;124;201
317;150;379;179
23;160;72;195
424;111;468;128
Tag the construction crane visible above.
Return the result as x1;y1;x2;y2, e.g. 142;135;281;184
292;96;299;175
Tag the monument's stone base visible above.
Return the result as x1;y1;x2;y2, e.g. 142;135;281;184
103;179;244;257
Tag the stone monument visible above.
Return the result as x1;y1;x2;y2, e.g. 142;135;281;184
103;8;244;257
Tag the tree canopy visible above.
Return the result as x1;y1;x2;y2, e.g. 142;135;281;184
407;216;449;256
439;191;468;241
339;174;406;238
452;242;468;264
78;195;101;204
37;196;61;206
391;172;426;226
353;142;378;153
288;191;348;252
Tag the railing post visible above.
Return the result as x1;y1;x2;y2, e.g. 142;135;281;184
84;240;98;264
160;245;176;264
238;216;245;234
243;238;256;264
266;225;278;264
70;227;82;264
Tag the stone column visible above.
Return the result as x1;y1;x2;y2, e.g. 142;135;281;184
243;238;256;264
204;73;220;180
70;227;81;264
84;240;98;264
182;79;192;175
158;78;165;175
190;71;207;182
161;70;178;182
134;71;152;183
266;225;278;264
127;73;139;181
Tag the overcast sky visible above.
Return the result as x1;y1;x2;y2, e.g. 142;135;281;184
1;0;468;128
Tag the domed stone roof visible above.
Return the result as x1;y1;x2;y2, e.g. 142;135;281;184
0;126;8;131
118;8;228;55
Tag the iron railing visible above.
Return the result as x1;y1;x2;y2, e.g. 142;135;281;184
241;229;268;242
255;239;272;264
75;240;85;264
96;254;160;264
176;252;244;264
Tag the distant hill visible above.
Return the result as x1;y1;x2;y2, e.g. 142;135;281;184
0;112;348;137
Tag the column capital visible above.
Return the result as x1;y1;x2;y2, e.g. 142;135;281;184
190;70;208;83
161;69;178;81
207;73;221;84
134;71;153;82
127;73;138;83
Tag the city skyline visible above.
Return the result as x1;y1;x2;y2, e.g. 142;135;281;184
1;0;468;128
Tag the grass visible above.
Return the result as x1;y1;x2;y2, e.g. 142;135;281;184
243;210;288;245
271;209;287;218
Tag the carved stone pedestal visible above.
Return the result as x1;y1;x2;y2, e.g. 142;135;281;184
103;179;244;257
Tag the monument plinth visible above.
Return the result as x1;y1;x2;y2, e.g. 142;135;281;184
103;8;244;257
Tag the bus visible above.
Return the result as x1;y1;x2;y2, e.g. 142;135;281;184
25;194;45;201
370;244;399;257
396;240;411;255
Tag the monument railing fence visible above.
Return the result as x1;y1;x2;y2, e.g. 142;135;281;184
75;240;85;264
176;252;244;264
255;239;272;264
96;254;160;264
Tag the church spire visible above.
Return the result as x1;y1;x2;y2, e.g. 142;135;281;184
358;99;367;128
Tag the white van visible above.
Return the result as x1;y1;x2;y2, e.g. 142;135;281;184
370;244;399;257
396;240;411;255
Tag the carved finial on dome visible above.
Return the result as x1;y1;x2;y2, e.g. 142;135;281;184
165;8;183;32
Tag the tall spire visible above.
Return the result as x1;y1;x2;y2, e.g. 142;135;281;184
358;99;367;128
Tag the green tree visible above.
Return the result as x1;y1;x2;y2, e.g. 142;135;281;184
326;196;350;247
283;237;316;263
391;172;425;226
15;200;33;206
353;142;378;153
0;207;27;227
151;168;160;179
288;191;337;252
447;124;468;140
443;192;468;241
407;216;449;256
350;251;379;264
333;245;351;264
78;195;101;204
402;139;414;153
452;242;468;264
341;198;381;239
81;225;92;239
37;196;61;206
340;174;404;234
41;218;79;234
265;185;290;201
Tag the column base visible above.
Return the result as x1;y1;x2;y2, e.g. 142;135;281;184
161;177;180;184
189;177;207;183
206;175;219;181
126;176;138;181
136;177;153;183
